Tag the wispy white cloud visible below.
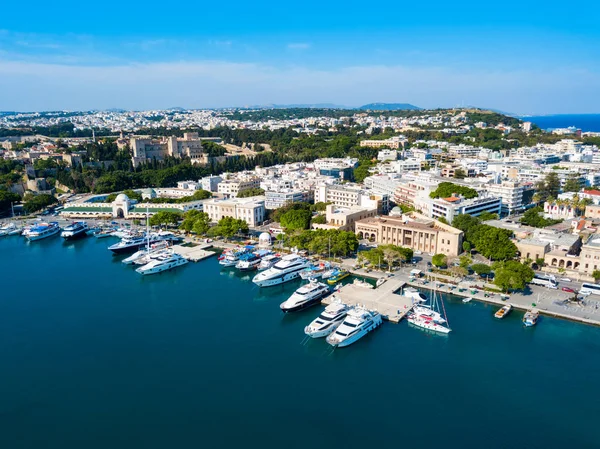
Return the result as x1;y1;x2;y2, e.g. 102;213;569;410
0;59;598;113
287;43;310;50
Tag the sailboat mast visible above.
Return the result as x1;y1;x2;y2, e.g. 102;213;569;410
146;206;150;251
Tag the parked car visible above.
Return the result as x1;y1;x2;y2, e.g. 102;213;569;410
411;258;418;264
560;278;572;283
414;250;422;255
547;284;558;290
562;287;576;293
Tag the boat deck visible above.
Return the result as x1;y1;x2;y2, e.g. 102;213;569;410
171;244;216;262
322;279;412;323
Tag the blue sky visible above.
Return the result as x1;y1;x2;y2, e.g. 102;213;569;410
1;0;599;113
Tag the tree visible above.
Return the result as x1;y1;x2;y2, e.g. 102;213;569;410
192;213;211;235
452;214;481;236
431;253;447;268
179;210;203;232
453;168;467;179
311;202;330;212
462;241;472;253
280;209;312;232
311;214;326;225
149;211;182;227
430;182;478;199
535;172;560;203
237;187;265;198
478;211;498;221
493;261;534;292
593;270;600;282
459;255;471;268
450;266;468;278
23;193;57;213
209;216;249;239
437;216;449;224
0;190;20;214
471;263;492;277
520;207;561;228
470;225;517;260
563;173;581;193
353;159;376;183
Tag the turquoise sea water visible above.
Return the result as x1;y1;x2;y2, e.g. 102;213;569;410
525;114;600;132
1;235;599;449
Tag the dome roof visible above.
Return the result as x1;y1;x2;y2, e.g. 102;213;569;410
115;193;130;202
389;206;402;216
259;232;272;242
141;188;155;194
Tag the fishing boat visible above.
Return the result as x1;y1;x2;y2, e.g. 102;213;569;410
494;304;512;319
326;270;350;285
523;309;539;327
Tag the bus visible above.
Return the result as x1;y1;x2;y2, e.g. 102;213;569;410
580;283;600;295
531;274;558;288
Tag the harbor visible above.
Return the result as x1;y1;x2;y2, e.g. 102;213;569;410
1;228;600;449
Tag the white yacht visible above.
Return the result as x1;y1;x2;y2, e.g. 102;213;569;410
402;287;428;302
304;299;349;338
122;241;171;265
60;221;89;239
252;253;311;287
326;307;382;348
0;222;17;237
236;253;262;271
258;254;280;270
407;314;452;334
135;251;188;276
219;250;246;267
353;279;374;289
26;222;61;241
280;281;330;313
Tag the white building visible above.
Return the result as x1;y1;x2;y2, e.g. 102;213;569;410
203;196;266;227
315;184;389;214
377;149;399;162
484;181;525;215
264;190;311;210
430;194;502;223
217;178;261;198
199;175;222;192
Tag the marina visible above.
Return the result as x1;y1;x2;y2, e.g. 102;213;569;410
1;232;600;448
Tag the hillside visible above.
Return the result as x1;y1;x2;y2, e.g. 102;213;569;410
358;103;421;111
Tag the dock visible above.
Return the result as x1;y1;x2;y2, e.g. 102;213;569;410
322;279;412;323
171;243;216;262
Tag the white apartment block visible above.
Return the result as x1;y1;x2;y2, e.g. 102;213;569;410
316;184;389;214
447;144;482;157
199;175;222;192
363;174;401;198
359;136;406;149
203;196;266;227
430;195;502;223
265;190;311;210
377;149;399;162
484;181;525;214
217;178;261;198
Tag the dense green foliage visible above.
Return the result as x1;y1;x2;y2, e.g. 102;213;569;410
148;190;212;204
207;217;249;238
311;214;327;224
0;190;20;214
471;263;492;276
478;211;498;221
149;211;182;227
563;173;583;193
359;244;413;268
23;193;57;213
452;214;517;260
492;261;534;292
520;207;562;228
201;141;227;157
280;209;312;232
179;210;209;233
534;172;560;203
431;253;448;268
430;182;478;199
286;229;358;257
353;159;376;183
236;187;265;198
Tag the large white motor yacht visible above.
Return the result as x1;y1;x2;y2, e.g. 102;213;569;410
280;281;330;313
26;222;61;241
326;307;382;348
258;254;280;270
304;299;349;338
252;254;310;287
135;251;188;276
60;221;89;239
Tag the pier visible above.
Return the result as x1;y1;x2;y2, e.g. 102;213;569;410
322;279;412;323
171;243;216;262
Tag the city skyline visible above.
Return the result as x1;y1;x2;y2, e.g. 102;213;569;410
1;0;599;113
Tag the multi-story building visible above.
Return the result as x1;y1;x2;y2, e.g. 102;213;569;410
363;174;401;198
377;149;399;162
202;196;266;227
130;132;211;167
431;195;502;223
359;136;406;149
199;175;222;192
354;213;464;256
312;205;378;232
315;184;389;213
264;189;311;210
313;158;358;180
217;178;261;198
485;181;525;215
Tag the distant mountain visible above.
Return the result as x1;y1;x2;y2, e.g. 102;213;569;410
358;103;421;111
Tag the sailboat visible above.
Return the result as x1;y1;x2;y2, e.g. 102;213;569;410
407;284;451;334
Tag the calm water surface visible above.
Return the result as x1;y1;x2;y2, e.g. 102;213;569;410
0;236;599;449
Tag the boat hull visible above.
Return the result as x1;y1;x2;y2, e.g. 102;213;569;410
328;316;382;347
136;259;188;276
26;228;60;241
281;293;328;313
61;229;88;240
253;270;303;288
